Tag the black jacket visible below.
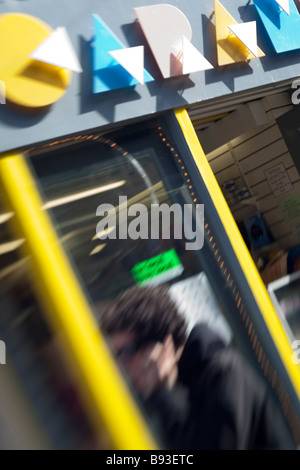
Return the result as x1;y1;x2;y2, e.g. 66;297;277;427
146;324;296;450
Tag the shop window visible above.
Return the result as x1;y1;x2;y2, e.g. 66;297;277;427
27;116;300;447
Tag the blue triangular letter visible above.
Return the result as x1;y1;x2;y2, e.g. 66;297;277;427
92;14;154;93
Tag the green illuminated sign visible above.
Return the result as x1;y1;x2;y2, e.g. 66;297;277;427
131;249;183;286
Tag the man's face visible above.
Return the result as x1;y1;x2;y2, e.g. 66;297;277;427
110;330;142;365
110;330;179;398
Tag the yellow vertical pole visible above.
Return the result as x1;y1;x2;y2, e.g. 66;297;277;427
0;152;157;450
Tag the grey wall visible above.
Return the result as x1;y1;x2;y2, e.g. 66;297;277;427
0;0;299;153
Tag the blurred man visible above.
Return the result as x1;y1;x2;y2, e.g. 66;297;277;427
101;286;296;450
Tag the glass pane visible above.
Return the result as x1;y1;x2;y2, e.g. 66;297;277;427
31;120;233;342
29;116;299;449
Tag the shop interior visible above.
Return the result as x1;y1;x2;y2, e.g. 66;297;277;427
189;87;300;340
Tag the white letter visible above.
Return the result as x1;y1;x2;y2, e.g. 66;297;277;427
291;79;300;105
128;204;148;240
96;204;116;239
184;204;204;251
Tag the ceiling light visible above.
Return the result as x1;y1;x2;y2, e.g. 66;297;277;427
42;180;126;210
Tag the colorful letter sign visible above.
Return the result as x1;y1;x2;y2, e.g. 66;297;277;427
1;1;300;109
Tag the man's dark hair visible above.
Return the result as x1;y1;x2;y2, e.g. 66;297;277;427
100;285;187;349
